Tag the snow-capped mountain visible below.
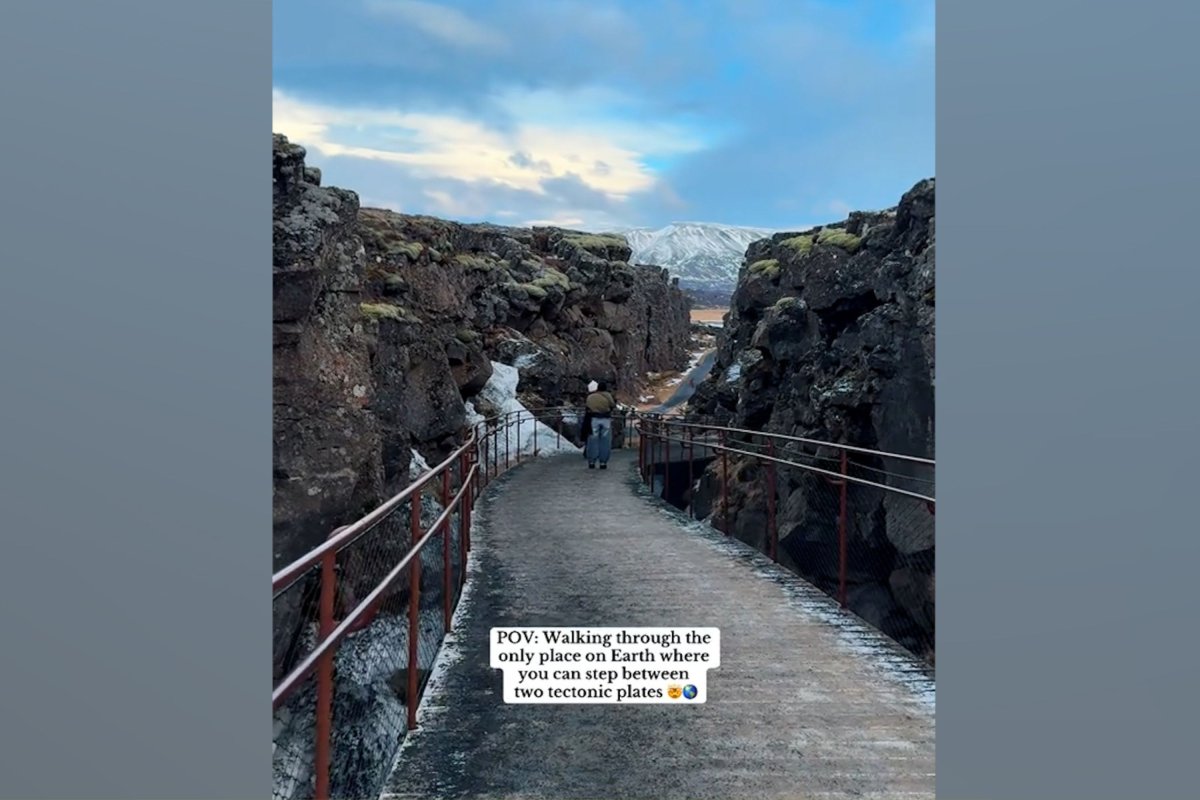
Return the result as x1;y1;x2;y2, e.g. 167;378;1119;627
614;222;777;292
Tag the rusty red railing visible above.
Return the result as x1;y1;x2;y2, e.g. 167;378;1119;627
271;404;636;800
636;415;935;660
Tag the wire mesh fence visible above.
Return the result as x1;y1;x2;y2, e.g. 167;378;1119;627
271;445;477;800
637;417;936;664
272;409;572;800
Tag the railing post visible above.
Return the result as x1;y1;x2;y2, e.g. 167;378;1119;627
838;449;848;608
505;415;510;471
461;455;471;577
767;437;777;562
472;429;482;491
533;412;539;458
720;430;729;535
687;426;694;518
664;422;671;502
650;422;658;492
314;545;337;800
638;421;645;480
441;468;452;633
407;485;421;731
516;414;522;464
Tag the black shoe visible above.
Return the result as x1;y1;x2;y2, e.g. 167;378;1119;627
600;463;608;470
588;463;596;469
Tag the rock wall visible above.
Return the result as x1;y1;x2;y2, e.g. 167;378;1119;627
355;209;691;411
688;178;935;661
273;135;384;573
272;133;690;676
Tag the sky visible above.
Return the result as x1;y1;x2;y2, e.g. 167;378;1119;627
272;0;934;232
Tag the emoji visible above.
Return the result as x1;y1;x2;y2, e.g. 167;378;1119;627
682;684;698;700
666;684;683;699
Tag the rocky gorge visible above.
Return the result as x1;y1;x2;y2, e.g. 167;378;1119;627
272;132;690;676
272;132;691;798
686;178;936;662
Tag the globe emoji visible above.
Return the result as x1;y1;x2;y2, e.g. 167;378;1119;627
682;684;698;700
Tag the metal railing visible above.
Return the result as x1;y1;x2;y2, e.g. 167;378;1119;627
636;415;935;662
271;404;633;800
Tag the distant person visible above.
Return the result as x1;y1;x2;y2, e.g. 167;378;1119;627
584;380;617;469
579;379;600;457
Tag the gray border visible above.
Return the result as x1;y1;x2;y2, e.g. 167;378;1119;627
2;0;1200;797
0;1;270;797
938;1;1200;797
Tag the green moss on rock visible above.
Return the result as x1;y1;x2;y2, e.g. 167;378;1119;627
748;258;781;279
360;302;404;321
563;233;626;254
502;281;549;301
780;235;814;254
454;253;493;271
520;283;549;300
359;302;419;323
387;241;423;260
816;227;862;253
531;268;571;291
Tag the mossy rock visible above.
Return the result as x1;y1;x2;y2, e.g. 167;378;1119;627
772;296;803;310
563;233;626;255
780;235;814;254
748;258;781;279
816;227;862;253
387;241;424;261
502;281;548;301
382;273;406;290
520;283;549;300
454;253;493;271
359;302;419;323
531;268;570;291
455;328;480;344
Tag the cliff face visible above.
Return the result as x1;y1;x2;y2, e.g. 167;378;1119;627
272;133;689;570
688;178;935;659
355;210;691;412
273;136;383;573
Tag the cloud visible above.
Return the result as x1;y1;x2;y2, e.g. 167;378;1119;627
273;85;714;228
274;0;934;229
363;0;510;53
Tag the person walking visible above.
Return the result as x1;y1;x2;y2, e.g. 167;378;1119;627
584;380;617;469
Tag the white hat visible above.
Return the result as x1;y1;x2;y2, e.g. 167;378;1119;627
587;380;599;392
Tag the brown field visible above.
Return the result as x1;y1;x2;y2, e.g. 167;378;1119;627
690;307;726;324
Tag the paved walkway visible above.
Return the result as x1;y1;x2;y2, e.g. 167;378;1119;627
383;450;935;800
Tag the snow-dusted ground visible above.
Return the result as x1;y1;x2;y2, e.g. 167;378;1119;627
469;362;579;458
666;347;711;387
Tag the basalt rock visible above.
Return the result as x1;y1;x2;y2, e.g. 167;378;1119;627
355;212;690;406
688;178;936;661
273;133;691;681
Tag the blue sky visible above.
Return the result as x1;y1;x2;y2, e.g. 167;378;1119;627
273;0;933;231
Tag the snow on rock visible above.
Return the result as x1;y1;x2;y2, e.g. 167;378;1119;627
272;608;446;800
619;221;779;291
477;362;577;457
463;400;485;427
408;448;431;480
